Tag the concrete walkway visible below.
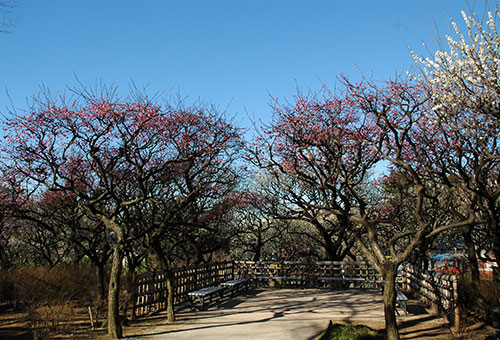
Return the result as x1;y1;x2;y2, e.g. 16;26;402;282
127;288;389;340
124;288;456;339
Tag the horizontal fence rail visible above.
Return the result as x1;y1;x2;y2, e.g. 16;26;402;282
234;261;383;288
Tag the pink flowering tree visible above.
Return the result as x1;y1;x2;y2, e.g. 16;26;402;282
142;107;245;322
170;110;245;265
252;77;477;340
347;77;481;339
1;88;244;338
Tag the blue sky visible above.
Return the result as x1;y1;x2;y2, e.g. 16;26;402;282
0;0;484;134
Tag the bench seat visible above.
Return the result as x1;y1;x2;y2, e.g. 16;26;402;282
380;282;408;316
188;286;225;311
220;279;249;296
396;290;408;316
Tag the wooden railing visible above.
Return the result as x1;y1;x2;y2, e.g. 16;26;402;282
134;261;234;317
401;264;459;327
234;260;381;287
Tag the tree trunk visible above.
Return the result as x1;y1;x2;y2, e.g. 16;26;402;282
151;238;176;322
315;221;342;261
383;264;400;340
492;235;500;284
486;201;500;284
107;245;124;339
165;270;175;322
253;233;262;261
127;266;138;321
188;236;203;265
462;226;480;285
96;262;106;301
252;246;261;262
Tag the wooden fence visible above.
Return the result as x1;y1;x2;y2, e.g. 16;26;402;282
133;261;234;317
234;260;382;287
133;260;459;326
401;264;460;327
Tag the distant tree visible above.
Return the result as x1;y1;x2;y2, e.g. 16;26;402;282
4;188;113;298
230;187;290;261
244;171;356;261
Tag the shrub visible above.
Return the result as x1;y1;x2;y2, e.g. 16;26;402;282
0;264;101;337
323;324;386;340
458;272;500;324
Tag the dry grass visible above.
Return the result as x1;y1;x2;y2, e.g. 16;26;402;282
0;265;107;339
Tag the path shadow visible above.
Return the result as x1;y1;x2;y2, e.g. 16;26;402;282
126;309;289;338
125;288;454;339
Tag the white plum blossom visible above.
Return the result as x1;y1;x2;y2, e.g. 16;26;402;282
413;5;500;159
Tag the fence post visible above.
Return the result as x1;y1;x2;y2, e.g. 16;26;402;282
405;266;410;292
452;276;460;331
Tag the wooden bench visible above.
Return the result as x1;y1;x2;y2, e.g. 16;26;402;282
256;275;302;287
380;282;408;316
220;279;249;296
188;286;225;311
396;290;408;316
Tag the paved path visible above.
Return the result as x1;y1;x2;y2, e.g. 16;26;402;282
127;288;389;340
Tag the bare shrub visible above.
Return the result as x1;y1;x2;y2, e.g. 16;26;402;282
458;273;500;324
1;264;99;336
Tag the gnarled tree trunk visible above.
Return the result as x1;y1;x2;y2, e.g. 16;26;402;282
383;263;400;340
151;238;176;322
107;244;124;339
96;262;106;301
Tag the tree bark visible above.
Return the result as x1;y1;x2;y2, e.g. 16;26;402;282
107;245;124;339
313;220;344;261
127;265;138;321
151;238;176;322
383;263;400;340
253;232;262;261
489;213;500;284
96;262;106;301
165;269;175;322
253;244;262;261
462;226;480;285
188;236;203;265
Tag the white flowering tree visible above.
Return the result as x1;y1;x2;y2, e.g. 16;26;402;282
413;5;500;276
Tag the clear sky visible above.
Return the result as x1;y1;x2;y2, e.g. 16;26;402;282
0;0;487;134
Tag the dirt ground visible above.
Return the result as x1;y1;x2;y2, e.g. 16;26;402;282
0;289;494;340
0;303;104;340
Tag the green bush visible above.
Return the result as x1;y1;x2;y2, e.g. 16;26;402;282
323;324;386;340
